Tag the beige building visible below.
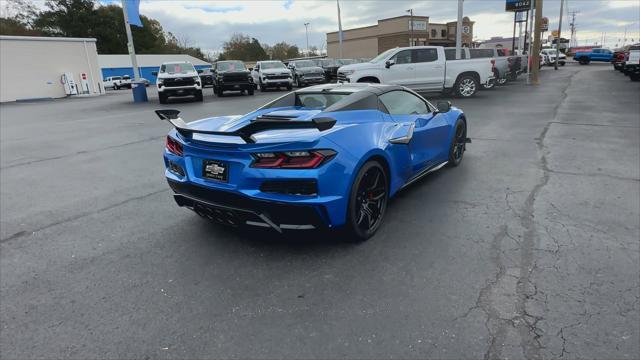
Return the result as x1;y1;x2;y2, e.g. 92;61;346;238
0;36;103;102
327;15;474;59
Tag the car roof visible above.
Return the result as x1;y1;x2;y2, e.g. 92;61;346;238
162;61;192;65
296;83;404;95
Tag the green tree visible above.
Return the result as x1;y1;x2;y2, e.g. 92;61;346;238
218;33;268;61
269;41;300;60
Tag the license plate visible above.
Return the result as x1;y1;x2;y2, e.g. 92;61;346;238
202;160;228;182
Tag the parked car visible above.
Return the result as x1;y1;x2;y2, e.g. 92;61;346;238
251;60;293;91
612;50;627;71
624;49;640;81
198;68;214;88
337;46;495;97
573;48;613;64
288;59;326;87
153;61;203;104
313;58;337;82
157;83;470;240
326;59;356;81
540;49;566;66
443;47;506;89
103;75;131;90
212;60;254;96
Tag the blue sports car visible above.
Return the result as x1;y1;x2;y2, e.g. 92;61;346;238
159;83;469;240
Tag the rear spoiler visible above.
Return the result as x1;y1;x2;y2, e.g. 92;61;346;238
155;109;336;144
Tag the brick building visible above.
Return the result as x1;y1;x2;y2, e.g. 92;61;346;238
327;15;474;59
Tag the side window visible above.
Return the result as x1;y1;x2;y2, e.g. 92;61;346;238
414;49;438;63
593;49;601;53
445;49;466;60
379;91;429;115
392;50;412;64
469;49;495;58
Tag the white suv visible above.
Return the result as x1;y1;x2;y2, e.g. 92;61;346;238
251;61;293;91
154;61;203;104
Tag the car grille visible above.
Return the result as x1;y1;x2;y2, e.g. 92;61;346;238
303;72;324;78
266;74;289;80
223;74;248;83
337;72;349;82
163;77;196;87
260;180;318;196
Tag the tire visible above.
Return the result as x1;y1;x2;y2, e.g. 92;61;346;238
560;61;566;66
259;80;267;91
579;57;590;65
631;74;640;82
196;90;203;102
454;75;479;98
296;76;303;88
216;88;224;97
345;160;389;241
114;84;119;90
248;87;255;95
483;80;495;90
286;83;293;91
497;77;507;85
447;119;467;167
159;93;167;104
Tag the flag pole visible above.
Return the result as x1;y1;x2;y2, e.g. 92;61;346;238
337;0;343;58
122;0;141;81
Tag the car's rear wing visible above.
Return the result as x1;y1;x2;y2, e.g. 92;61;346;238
155;109;336;144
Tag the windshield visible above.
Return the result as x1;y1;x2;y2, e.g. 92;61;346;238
297;93;349;109
293;60;316;68
370;48;397;63
217;61;246;71
261;62;286;70
161;63;196;74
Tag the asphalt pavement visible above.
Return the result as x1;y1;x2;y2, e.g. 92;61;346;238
1;64;638;359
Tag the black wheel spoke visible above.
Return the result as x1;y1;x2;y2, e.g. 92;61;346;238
354;166;387;233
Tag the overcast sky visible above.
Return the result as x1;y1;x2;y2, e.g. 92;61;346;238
22;0;640;54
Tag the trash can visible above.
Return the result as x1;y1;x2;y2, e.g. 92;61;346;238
131;81;148;103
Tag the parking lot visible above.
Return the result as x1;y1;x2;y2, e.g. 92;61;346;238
1;64;638;359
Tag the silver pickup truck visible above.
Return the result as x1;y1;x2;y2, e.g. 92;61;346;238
337;46;495;98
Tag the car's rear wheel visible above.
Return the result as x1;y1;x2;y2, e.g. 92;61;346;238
159;93;167;104
447;119;467;167
345;161;389;241
247;87;255;95
455;75;478;97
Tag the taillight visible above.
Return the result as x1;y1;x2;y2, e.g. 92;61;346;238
252;150;336;169
166;135;183;156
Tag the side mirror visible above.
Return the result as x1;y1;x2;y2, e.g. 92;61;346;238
151;71;158;76
385;59;395;69
436;101;451;113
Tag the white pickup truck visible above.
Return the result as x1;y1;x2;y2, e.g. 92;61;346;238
337;46;495;97
103;75;131;90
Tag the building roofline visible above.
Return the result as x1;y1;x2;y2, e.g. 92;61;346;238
0;35;97;42
327;24;379;35
378;15;429;22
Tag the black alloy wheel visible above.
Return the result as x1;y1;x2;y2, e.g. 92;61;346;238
447;119;467;167
346;161;388;241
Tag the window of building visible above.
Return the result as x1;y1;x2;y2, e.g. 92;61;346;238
431;29;437;38
441;29;447;37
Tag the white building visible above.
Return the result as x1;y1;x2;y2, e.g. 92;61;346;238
0;36;103;102
98;54;211;83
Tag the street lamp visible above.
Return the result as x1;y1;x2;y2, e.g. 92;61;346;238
304;22;310;56
406;9;414;46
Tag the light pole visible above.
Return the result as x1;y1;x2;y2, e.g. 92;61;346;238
304;22;310;57
406;9;414;46
456;0;464;59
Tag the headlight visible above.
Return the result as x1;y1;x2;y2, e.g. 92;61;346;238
157;78;164;84
341;69;355;75
193;76;200;81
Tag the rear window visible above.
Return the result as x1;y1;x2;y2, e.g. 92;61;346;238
297;93;349;109
445;49;467;60
470;49;495;58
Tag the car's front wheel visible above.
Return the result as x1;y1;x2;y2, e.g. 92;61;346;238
447;119;467;167
345;160;389;241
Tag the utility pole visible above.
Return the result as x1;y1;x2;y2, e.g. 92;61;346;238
531;0;543;85
337;0;343;58
569;10;579;48
554;0;564;70
304;22;310;56
456;0;463;59
526;0;534;83
406;9;414;46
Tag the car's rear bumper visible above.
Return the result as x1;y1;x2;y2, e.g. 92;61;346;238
168;179;329;231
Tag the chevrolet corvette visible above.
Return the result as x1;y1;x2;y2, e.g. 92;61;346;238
159;83;470;240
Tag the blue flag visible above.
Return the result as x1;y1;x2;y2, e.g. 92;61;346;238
125;0;143;27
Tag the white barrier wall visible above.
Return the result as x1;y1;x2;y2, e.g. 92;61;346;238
0;36;103;102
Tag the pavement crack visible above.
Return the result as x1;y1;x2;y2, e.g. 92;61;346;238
0;188;169;244
1;136;164;170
